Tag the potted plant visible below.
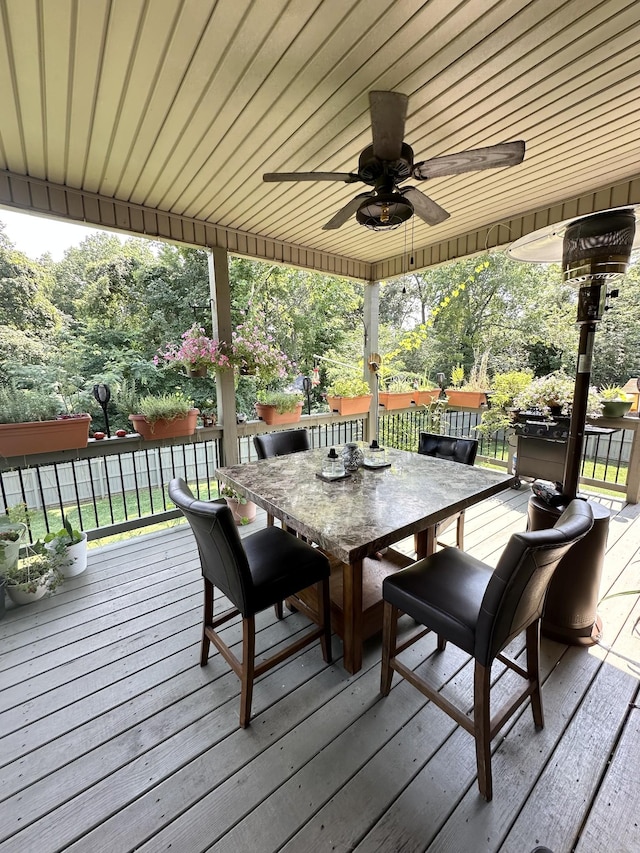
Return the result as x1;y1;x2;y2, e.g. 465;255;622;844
599;385;633;418
412;374;440;406
0;519;26;574
128;392;199;440
4;542;65;605
44;516;88;577
155;324;234;377
445;354;489;408
378;378;415;410
0;385;92;457
220;485;257;526
255;390;304;425
326;377;373;416
513;371;602;418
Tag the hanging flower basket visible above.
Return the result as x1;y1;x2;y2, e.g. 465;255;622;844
185;364;208;378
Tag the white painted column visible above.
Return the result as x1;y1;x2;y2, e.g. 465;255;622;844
208;248;239;466
363;281;380;443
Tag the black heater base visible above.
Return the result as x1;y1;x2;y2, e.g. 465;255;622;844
527;495;609;646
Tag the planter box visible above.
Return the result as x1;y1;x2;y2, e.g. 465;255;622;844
255;402;303;426
0;415;91;458
128;409;199;440
444;389;487;408
378;392;414;410
326;394;372;416
412;390;440;406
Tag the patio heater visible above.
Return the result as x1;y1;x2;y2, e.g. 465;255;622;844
508;207;639;644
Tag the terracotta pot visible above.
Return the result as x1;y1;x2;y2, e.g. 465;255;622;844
128;409;199;440
378;392;414;410
0;414;91;458
326;394;372;416
224;497;257;525
412;390;440;405
255;403;303;426
444;389;487;408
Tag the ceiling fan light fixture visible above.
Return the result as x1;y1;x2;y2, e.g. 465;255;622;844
356;193;414;231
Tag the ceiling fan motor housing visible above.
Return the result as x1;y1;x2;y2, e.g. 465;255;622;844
358;143;414;185
356;192;414;230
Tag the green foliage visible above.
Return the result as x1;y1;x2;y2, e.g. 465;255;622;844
599;385;628;401
327;377;371;397
4;542;65;593
220;484;248;503
475;370;533;436
450;364;465;388
136;392;193;423
0;385;61;423
385;377;414;392
43;515;83;547
255;390;303;413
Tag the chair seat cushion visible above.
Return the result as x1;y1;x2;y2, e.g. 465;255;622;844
382;548;494;655
243;526;330;614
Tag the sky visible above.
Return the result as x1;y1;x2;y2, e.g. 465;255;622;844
0;207;126;261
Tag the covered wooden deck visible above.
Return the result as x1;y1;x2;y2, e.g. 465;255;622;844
1;485;639;853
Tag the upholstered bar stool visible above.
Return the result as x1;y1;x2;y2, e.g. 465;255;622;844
381;499;593;800
169;478;332;728
416;431;479;555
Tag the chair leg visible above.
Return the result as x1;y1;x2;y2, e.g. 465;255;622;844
456;510;465;549
526;620;544;729
474;661;493;801
437;634;447;651
319;577;333;663
274;601;284;620
200;578;214;666
380;601;399;696
239;616;256;728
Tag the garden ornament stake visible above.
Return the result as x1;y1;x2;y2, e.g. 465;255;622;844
93;383;111;438
508;206;639;499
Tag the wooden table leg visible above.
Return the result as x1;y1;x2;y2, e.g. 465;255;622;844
415;527;436;560
342;557;364;674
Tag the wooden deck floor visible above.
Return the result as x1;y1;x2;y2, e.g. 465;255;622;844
1;485;639;853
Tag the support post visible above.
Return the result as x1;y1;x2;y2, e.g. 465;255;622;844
208;247;238;466
363;281;380;443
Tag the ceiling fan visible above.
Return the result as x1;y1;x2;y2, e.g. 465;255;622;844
263;91;525;231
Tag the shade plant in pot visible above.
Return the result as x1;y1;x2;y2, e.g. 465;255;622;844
128;392;199;440
4;541;65;605
0;385;92;457
220;485;257;526
512;370;602;419
598;385;633;418
378;377;415;411
254;390;304;425
326;376;373;416
44;516;88;577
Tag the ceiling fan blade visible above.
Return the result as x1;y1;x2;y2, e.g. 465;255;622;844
322;193;373;230
263;171;359;183
369;91;408;161
402;186;450;225
413;140;526;180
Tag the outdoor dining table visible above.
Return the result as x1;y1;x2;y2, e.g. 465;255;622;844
216;446;516;674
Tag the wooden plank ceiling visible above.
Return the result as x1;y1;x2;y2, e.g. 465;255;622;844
0;0;639;281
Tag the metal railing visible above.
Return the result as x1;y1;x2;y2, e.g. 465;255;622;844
2;406;638;545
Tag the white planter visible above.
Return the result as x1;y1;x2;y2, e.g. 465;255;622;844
0;522;26;572
6;575;50;605
45;532;88;577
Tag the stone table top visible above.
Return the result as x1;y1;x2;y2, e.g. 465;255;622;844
216;447;515;564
